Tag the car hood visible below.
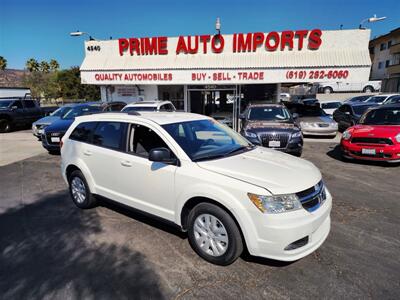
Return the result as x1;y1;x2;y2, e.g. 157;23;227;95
350;125;400;138
33;115;60;125
197;147;321;195
244;121;298;133
298;116;335;123
44;118;74;133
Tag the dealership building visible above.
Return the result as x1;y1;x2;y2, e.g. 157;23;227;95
79;28;371;129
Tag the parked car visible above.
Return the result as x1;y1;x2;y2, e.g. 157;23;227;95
333;102;378;132
318;81;381;94
321;101;342;116
343;95;372;103
341;104;400;163
365;94;400;105
34;101;126;140
41;103;103;153
61;112;332;265
122;100;176;112
296;106;338;137
32;104;75;139
240;104;303;156
299;98;319;106
0;98;56;133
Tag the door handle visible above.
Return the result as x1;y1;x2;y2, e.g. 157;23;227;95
83;150;93;156
120;160;132;167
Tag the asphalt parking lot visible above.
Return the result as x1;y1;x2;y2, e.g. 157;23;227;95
0;131;399;299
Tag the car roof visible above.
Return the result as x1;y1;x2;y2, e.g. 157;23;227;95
75;111;209;125
125;100;171;107
247;103;284;108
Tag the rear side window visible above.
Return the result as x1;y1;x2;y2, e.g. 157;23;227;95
69;122;97;143
93;122;126;150
12;100;23;109
24;100;36;108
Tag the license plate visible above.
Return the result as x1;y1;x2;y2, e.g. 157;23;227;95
361;148;376;155
38;129;44;134
51;137;60;143
268;140;281;147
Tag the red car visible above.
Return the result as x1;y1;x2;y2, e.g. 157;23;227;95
341;104;400;163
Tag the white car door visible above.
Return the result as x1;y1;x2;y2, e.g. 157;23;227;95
115;122;178;221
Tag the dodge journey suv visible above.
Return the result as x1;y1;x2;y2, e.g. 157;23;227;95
61;112;332;265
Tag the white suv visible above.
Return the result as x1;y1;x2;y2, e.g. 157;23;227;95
61;112;331;265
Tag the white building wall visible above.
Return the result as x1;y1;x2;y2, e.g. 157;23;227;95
99;85;158;103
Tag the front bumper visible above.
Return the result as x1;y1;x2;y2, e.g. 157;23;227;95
41;133;63;151
341;139;400;162
244;134;303;156
246;189;332;261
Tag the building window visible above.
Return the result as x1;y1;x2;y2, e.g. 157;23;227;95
158;85;184;111
378;62;383;69
369;46;375;54
388;40;392;48
385;60;390;68
380;43;387;51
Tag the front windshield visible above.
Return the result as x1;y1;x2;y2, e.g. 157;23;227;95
123;106;157;112
51;106;73;117
248;107;291;121
360;108;400;125
353;105;372;115
0;100;13;108
366;96;386;103
322;102;341;109
162;119;253;161
62;105;101;119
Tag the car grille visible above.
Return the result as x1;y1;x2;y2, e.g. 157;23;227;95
317;123;329;128
296;180;326;212
351;137;393;145
259;132;290;149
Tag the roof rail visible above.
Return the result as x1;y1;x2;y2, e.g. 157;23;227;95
127;111;141;116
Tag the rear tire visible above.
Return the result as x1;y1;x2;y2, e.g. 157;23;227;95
68;170;97;209
323;87;333;94
363;86;374;93
187;203;243;265
0;119;12;133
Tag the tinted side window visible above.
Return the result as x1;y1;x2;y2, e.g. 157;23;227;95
93;122;126;150
69;122;97;143
12;101;23;109
128;124;170;158
24;100;36;108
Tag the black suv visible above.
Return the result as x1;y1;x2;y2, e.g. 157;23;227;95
240;104;303;156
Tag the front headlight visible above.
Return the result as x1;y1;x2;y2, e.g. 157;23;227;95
248;193;302;214
291;131;302;138
244;131;258;138
300;122;317;128
395;133;400;143
342;130;351;140
330;122;338;128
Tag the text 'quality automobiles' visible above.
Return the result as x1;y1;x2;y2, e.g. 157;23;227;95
61;112;332;265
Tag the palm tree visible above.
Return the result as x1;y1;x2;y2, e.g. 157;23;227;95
26;58;39;72
40;61;50;73
0;56;7;70
49;59;60;71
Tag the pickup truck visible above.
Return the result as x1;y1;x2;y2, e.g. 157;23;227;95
0;98;56;133
318;81;381;94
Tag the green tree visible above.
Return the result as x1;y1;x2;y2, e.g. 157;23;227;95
57;67;100;100
26;58;39;72
49;59;60;71
40;61;50;73
0;56;7;70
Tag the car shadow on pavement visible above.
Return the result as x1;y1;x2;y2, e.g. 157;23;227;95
0;191;165;299
326;144;399;168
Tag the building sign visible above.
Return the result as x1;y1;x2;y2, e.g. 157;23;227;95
80;29;372;85
117;29;322;56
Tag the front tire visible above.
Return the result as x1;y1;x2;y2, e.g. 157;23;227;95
68;170;97;209
323;87;333;94
187;203;243;265
363;86;374;93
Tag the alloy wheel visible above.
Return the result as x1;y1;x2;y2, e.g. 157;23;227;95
71;177;86;204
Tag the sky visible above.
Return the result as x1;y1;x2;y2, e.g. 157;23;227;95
1;0;399;69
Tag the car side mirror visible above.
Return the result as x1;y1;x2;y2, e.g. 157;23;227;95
239;113;246;120
149;147;178;165
292;113;299;119
11;106;18;110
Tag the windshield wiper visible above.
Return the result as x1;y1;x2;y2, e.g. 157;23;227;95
192;154;227;162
